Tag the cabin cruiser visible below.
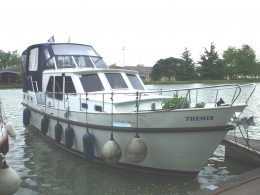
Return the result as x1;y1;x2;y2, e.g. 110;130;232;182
21;43;255;175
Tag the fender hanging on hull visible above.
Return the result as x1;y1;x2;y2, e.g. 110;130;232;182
83;130;95;162
55;122;63;143
41;116;49;135
23;108;31;126
65;125;74;148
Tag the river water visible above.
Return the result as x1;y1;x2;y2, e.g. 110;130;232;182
1;83;259;195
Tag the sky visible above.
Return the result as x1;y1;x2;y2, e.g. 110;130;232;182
1;0;260;67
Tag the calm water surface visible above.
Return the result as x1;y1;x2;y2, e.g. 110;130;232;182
1;83;259;195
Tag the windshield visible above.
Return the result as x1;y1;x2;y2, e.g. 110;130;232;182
51;44;108;69
91;57;107;69
56;56;76;68
74;56;94;68
52;44;98;56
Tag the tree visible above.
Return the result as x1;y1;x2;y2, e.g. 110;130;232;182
151;57;184;81
197;43;224;80
150;62;163;81
136;64;144;67
236;44;257;78
160;57;184;81
17;73;23;83
222;46;238;79
179;48;196;80
0;50;22;69
222;44;259;79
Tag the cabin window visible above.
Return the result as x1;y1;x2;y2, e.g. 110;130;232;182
57;56;76;68
74;56;94;68
91;57;108;69
46;76;54;98
22;55;27;72
65;76;76;93
46;57;55;69
105;73;128;89
29;48;39;71
44;49;50;60
80;74;104;92
126;74;145;90
55;76;64;100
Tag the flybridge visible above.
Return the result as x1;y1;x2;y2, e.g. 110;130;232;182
21;43;108;92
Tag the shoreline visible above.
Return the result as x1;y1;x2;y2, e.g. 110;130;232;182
145;79;260;85
0;79;259;89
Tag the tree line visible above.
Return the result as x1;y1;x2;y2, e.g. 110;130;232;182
1;44;259;81
150;43;260;81
0;50;22;69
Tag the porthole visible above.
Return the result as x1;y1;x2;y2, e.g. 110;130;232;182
95;105;102;112
82;103;88;109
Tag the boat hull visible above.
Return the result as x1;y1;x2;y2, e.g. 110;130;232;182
23;102;244;175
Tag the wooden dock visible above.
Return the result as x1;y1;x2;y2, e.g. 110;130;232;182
191;135;260;195
221;135;260;166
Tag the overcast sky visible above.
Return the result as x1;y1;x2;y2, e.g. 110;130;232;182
1;0;259;66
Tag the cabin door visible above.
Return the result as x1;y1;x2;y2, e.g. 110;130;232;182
45;75;76;109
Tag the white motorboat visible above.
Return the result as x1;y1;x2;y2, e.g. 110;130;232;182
21;43;255;175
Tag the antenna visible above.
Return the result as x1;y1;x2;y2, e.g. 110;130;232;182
122;46;125;66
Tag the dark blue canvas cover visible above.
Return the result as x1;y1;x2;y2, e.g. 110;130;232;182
22;43;51;92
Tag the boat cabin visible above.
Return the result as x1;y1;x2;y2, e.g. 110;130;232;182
22;43;147;112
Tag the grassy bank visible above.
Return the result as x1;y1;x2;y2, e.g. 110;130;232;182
0;83;22;89
144;78;260;85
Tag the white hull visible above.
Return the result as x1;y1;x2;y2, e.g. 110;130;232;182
23;100;245;174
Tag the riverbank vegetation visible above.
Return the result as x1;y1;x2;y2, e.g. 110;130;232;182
144;78;260;85
150;43;260;82
0;83;22;89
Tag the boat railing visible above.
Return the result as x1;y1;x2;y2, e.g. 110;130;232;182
35;83;256;112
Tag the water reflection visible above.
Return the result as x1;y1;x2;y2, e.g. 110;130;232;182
19;127;201;195
0;85;258;195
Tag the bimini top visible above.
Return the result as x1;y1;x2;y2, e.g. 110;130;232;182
22;43;109;92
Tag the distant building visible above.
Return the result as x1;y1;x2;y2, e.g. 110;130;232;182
0;71;19;83
109;66;152;82
0;66;22;83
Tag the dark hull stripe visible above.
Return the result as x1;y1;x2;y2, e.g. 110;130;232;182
22;103;234;133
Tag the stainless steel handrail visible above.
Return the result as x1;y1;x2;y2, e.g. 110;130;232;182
38;83;255;111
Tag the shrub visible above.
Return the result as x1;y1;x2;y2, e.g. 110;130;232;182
195;102;205;108
162;94;190;109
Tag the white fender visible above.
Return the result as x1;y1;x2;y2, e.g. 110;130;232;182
4;120;16;140
0;166;20;195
